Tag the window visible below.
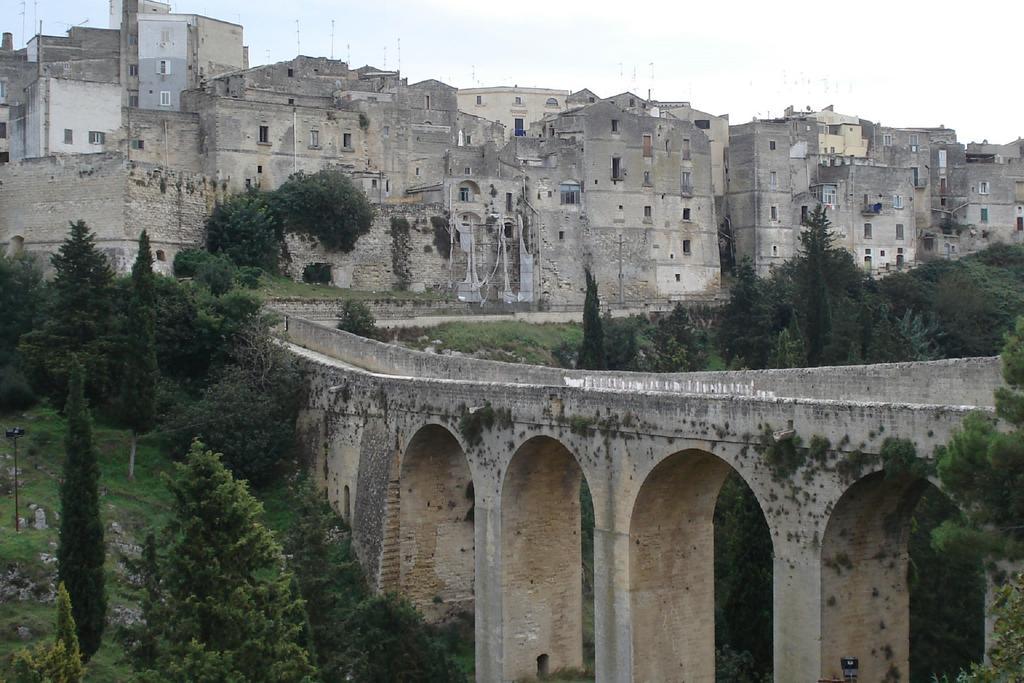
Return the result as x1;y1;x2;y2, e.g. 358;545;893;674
683;239;691;254
459;186;470;202
127;34;137;45
681;171;692;194
424;95;430;109
159;91;171;106
682;138;691;160
893;194;904;209
640;133;653;158
981;207;989;223
909;133;919;152
88;131;105;145
63;129;73;144
682;208;691;221
979;181;990;195
643;170;651;185
475;95;482;105
643;205;652;220
158;60;170;75
287;68;294;77
1018;217;1023;232
883;133;893;146
506;192;513;212
371;178;378;189
514;96;523;105
558;231;565;240
514;118;525;137
0;122;6;139
864;249;872;267
546;97;558;107
770;205;778;221
464;167;471;175
695;119;710;130
160;28;171;43
611;156;622;180
383;126;390;138
675;273;681;282
801;205;809;223
288;98;294;105
258;125;270;144
309;130;319;147
557;181;581;202
896;248;905;267
129;93;139;107
769;171;778;190
611;119;619;133
128;64;138;77
864;223;873;239
769;140;776;151
342;132;352;148
912;167;920;186
465;134;472;145
896;223;904;240
938;149;947;168
155;249;165;261
257;165;263;174
415;167;420;176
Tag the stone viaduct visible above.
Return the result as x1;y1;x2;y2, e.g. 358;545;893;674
281;315;1004;683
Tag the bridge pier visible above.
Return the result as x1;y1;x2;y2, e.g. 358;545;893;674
773;547;824;681
593;526;632;682
474;500;504;683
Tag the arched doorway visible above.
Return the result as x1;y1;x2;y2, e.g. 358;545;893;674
501;436;593;680
629;449;773;682
397;424;475;622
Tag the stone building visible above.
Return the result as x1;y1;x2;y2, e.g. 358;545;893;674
457;86;569;139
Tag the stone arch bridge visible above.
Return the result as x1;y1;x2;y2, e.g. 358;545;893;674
281;315;1003;683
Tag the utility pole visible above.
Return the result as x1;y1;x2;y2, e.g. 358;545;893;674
6;427;26;532
617;233;624;305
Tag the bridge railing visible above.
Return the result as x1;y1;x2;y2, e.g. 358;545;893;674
280;315;1002;408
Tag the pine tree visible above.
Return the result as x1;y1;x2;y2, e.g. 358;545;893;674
578;268;606;370
797;205;835;365
57;359;107;660
9;583;86;683
138;441;314;682
119;231;158;480
19;220;116;402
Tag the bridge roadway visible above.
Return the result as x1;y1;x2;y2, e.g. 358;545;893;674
281;314;1003;683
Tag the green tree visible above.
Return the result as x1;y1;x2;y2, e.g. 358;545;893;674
337;300;379;339
19;221;117;403
56;359;107;660
8;583;86;683
719;258;774;369
578;268;606;370
963;571;1024;681
136;441;314;682
0;252;46;367
340;594;467;683
769;321;805;369
936;317;1024;560
271;170;374;252
797;205;835;365
206;191;280;271
167;320;303;486
119;232;158;480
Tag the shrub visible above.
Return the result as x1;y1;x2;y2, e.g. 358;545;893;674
235;266;263;289
172;248;210;278
337;301;378;338
205;192;280;272
195;254;236;295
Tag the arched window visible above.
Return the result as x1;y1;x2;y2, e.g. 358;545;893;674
155;249;166;261
559;181;580;205
457;181;481;203
545;97;559;107
6;235;25;256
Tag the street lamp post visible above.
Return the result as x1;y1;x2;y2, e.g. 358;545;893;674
6;427;25;532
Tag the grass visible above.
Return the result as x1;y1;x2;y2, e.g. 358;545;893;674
258;274;445;302
0;405;296;681
396;321;583;367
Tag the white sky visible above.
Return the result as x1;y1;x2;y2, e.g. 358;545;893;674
18;0;1024;143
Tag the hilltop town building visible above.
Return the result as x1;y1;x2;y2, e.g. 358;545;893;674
457;86;569;139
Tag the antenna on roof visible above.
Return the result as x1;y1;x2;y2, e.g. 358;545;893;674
397;37;401;72
295;19;300;56
383;45;386;69
330;20;334;59
347;43;350;65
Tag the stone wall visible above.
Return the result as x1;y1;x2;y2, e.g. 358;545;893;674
0;152;217;274
282;316;1004;407
281;202;454;292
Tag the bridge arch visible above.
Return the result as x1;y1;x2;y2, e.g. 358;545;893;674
820;468;931;682
394;423;475;622
629;448;774;682
500;435;593;680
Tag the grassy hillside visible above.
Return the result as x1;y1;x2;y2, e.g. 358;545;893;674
0;406;296;680
395;321;583;366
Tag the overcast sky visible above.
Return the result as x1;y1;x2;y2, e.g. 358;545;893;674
19;0;1024;144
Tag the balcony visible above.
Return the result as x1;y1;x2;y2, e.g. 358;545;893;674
914;177;927;188
861;202;883;216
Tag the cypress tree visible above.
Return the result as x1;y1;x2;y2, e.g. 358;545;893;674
120;231;158;480
57;359;107;660
138;441;314;681
18;220;116;402
798;206;835;365
10;582;86;682
578;268;607;370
